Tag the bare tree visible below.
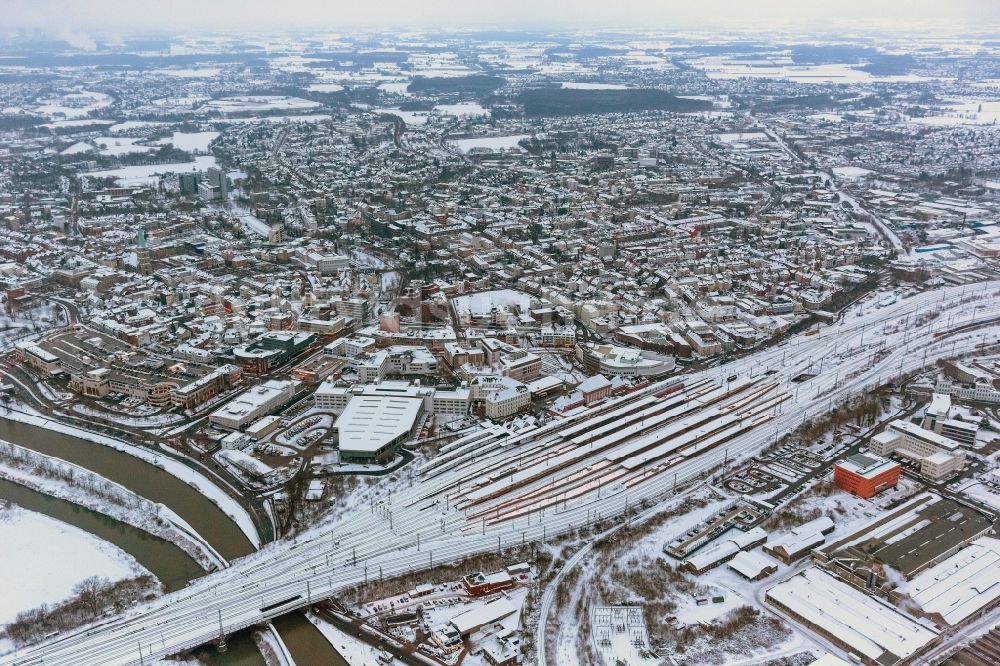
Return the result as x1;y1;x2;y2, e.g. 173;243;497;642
73;576;110;616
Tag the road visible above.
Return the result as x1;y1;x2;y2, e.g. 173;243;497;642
4;280;1000;666
759;125;906;252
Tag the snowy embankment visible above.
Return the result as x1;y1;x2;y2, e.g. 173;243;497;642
0;406;261;548
251;624;295;666
305;612;384;666
0;439;224;570
0;502;151;627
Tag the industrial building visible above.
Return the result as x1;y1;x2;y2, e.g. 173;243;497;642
728;550;779;581
815;493;994;585
767;567;938;666
906;536;1000;627
762;516;834;564
334;389;425;464
680;526;768;574
833;454;901;499
462;571;514;597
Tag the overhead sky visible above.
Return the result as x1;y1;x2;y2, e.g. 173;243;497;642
4;0;998;41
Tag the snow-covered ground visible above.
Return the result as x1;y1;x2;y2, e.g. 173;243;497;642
199;96;320;114
0;502;152;626
449;135;529;153
452;289;535;316
306;612;383;665
561;82;631;90
154;131;219;153
349;248;391;269
1;407;260;548
83;155;218;186
0;439;222;569
433;102;489;117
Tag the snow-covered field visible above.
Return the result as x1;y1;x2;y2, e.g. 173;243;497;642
32;90;112;120
691;57;942;84
83;155;218;185
306;83;345;93
154;131;219;152
561;82;631;90
452;289;535;316
0;502;151;626
92;136;157;156
433;102;489;117
911;99;1000;126
450;135;529;153
371;108;429;125
199;96;320;114
833;166;873;179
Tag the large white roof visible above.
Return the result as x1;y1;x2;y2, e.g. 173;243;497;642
906;536;1000;626
335;394;423;454
767;567;937;661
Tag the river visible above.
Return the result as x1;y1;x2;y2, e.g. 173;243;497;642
0;418;253;561
0;417;349;666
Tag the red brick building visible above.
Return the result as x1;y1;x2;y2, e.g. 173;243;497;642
461;571;514;597
834;454;900;499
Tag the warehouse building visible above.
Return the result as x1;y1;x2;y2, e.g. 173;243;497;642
904;536;1000;627
816;493;993;585
680;526;768;574
767;567;937;666
334;390;424;464
763;516;834;564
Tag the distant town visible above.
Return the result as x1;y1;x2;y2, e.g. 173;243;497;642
0;12;999;666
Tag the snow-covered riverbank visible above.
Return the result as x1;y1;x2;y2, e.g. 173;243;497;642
0;440;224;570
0;406;261;548
0;502;153;627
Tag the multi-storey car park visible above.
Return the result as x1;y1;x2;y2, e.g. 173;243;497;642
4;280;1000;666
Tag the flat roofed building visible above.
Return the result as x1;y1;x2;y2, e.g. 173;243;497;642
15;341;62;376
728;550;779;581
937;418;978;447
807;656;852;666
766;567;937;665
906;536;1000;626
834;454;900;499
315;380;469;419
335;393;423;463
923;393;952;430
462;571;514;597
680;526;768;575
872;420;966;481
208;379;298;431
450;597;517;637
763;516;834;564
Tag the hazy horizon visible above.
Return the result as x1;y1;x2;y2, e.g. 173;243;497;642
3;0;1000;48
